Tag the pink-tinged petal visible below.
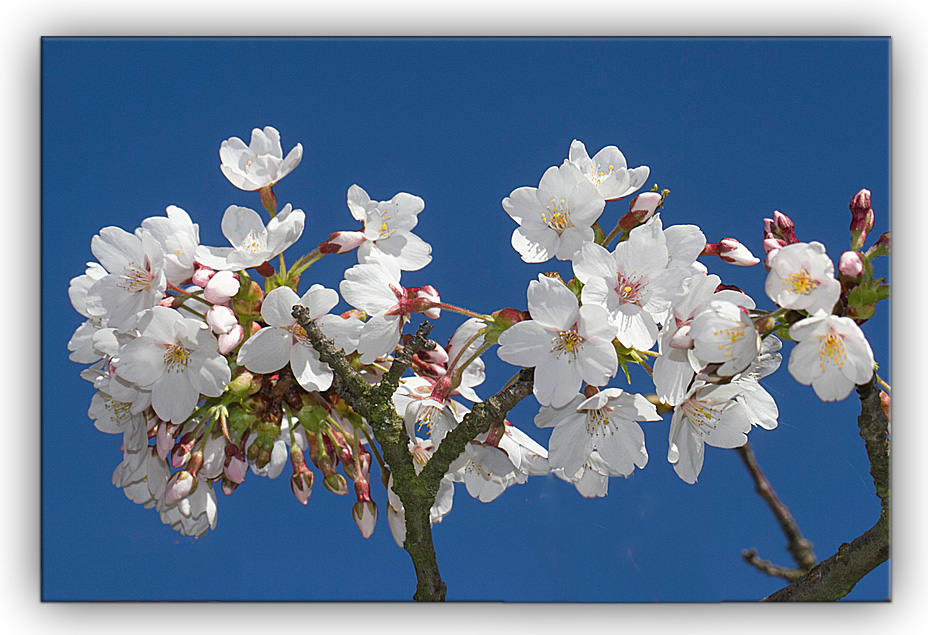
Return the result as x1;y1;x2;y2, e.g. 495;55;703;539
555;226;596;261
151;371;199;423
203;270;240;304
236;327;292;374
497;320;551;368
187;351;232;398
290;345;333;392
358;314;402;363
299;284;339;320
261;286;300;327
572;242;617;285
548;417;594;476
503;186;545;228
653;345;694;407
526;274;579;330
511;226;557;263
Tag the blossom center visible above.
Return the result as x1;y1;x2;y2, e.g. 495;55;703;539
542;199;573;234
682;400;723;436
818;331;847;370
103;395;134;424
584;408;616;437
118;261;153;293
551;329;584;361
377;212;398;239
713;324;746;358
164;344;192;372
588;162;616;187
244;153;270;173
291;324;312;347
615;271;646;305
242;229;266;254
784;270;819;295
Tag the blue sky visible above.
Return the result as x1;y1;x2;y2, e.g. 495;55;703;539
42;38;890;602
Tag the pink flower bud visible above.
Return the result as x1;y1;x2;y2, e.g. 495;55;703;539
716;238;760;266
221;478;239;496
763;237;787;255
838;251;864;278
618;192;662;231
158;295;180;308
668;325;694;350
773;211;797;243
156;422;177;460
191;266;215;288
218;324;244;355
224;444;248;484
413;285;441;319
318;230;366;254
171;432;196;469
323;473;349;496
163;470;198;506
206;305;238;335
203;270;240;304
352;500;378;539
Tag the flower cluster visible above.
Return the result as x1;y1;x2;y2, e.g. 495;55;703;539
68;128;887;542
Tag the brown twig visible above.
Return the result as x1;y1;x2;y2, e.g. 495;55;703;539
762;376;890;601
737;442;817;574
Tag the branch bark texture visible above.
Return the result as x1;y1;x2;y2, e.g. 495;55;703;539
762;376;890;601
292;307;535;601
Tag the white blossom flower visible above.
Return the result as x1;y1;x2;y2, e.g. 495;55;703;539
765;242;841;315
237;284;360;392
113;307;231;423
497;422;550;479
535;388;659;477
573;215;690;351
339;258;409;363
448;442;517;503
68;263;109;363
194;204;304;271
219;126;303;191
85;227;167;332
444;317;487;402
688;300;761;377
668;381;775;484
141;206;200;285
565;139;650;201
787;313;874;402
497;274;618;408
502;161;605;263
346;184;432;271
653;273;755;405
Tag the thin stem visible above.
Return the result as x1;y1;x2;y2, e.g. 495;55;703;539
447;330;483;373
431;302;491;321
602;222;624;249
168;283;215;307
875;373;891;394
451;341;492;379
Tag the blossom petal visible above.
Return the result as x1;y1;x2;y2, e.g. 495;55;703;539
497;320;551;368
236;327;292;374
527;274;578;330
290;344;333;392
511;226;557;263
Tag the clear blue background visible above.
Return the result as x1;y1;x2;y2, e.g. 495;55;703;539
41;38;890;602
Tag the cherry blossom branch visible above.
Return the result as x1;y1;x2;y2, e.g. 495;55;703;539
737;442;817;576
290;307;448;600
420;367;535;486
762;377;890;601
